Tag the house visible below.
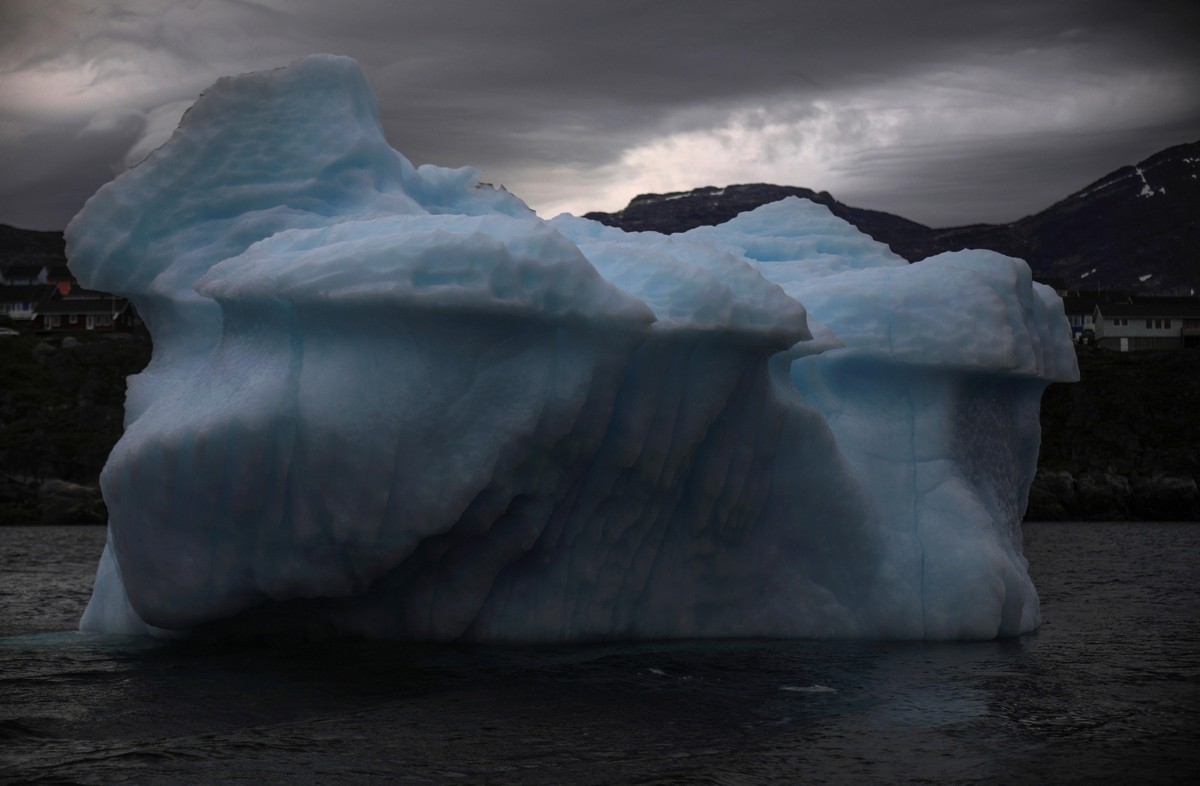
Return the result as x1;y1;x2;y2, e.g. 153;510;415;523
1061;292;1129;344
0;264;48;286
1062;293;1100;342
1;262;77;293
1093;297;1200;351
0;284;55;323
30;288;139;332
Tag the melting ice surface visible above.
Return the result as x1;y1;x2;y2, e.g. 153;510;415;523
67;56;1077;641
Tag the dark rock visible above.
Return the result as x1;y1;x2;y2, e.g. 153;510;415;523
1026;470;1076;520
1129;475;1200;520
1;332;151;522
0;474;37;504
1072;472;1133;519
37;478;106;525
1025;482;1069;521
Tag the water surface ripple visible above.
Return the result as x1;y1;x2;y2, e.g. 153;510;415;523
2;522;1197;784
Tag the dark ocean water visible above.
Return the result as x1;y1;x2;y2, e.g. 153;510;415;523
1;522;1197;785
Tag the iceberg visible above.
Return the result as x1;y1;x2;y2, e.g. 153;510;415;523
67;55;1077;641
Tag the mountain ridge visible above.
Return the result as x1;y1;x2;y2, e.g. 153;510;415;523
4;139;1198;293
585;138;1200;294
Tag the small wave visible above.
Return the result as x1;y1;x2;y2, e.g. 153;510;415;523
645;666;691;680
780;684;837;694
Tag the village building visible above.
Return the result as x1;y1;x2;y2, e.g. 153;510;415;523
1093;297;1200;351
0;283;55;323
30;288;140;332
0;264;49;286
1060;291;1127;344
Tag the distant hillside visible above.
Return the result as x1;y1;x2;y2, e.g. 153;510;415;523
0;223;65;269
5;138;1198;293
586;139;1200;295
584;183;934;249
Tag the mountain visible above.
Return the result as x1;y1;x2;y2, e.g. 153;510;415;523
0;223;66;269
584;183;933;246
4;140;1197;293
585;139;1200;294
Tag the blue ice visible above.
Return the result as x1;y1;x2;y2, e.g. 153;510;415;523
68;56;1077;641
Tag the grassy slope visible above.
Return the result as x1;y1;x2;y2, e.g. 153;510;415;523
1038;348;1200;478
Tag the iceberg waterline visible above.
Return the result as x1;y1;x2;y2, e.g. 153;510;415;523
67;55;1077;641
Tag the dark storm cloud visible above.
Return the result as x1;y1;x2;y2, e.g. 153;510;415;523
1;0;1198;229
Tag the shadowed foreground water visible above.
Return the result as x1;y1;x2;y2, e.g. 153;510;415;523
1;522;1197;784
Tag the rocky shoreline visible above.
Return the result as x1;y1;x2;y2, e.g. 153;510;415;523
2;333;1197;523
1026;469;1198;521
1027;346;1200;521
0;332;150;526
0;475;107;526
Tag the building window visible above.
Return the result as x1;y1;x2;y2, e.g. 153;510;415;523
1146;319;1153;329
1164;319;1172;329
68;315;77;324
48;315;60;327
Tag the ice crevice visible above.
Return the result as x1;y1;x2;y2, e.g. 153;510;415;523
67;55;1077;642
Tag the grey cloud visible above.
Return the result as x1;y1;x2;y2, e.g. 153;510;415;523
1;0;1199;229
0;120;141;230
834;113;1200;227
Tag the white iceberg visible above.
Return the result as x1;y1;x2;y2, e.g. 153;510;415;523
67;55;1077;641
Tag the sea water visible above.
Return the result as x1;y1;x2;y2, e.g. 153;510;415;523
2;522;1197;784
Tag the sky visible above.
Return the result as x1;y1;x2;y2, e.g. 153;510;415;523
1;0;1198;231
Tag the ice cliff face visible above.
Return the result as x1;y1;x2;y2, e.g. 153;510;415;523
66;55;1077;641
